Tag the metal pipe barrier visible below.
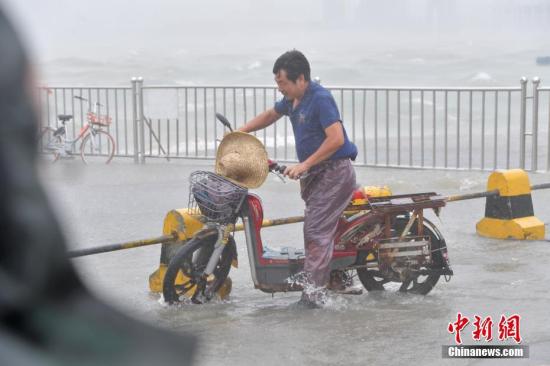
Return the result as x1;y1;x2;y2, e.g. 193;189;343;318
67;182;550;258
67;216;306;258
38;77;550;172
67;233;178;258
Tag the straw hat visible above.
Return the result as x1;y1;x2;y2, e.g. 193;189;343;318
215;132;269;189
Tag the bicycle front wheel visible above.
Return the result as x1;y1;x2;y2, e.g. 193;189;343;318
80;130;115;164
163;234;235;304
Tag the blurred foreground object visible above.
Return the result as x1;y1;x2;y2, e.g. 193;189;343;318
0;8;195;366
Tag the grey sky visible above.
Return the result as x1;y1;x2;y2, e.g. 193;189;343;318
2;0;549;85
4;0;549;60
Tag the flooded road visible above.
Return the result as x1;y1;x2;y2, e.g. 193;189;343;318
40;159;550;365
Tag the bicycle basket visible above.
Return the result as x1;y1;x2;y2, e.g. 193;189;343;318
189;171;248;223
87;111;112;126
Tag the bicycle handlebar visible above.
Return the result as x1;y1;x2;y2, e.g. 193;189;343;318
269;162;309;179
268;161;287;174
74;96;104;107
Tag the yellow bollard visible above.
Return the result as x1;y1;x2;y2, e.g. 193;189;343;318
149;208;235;300
476;169;545;240
148;209;205;293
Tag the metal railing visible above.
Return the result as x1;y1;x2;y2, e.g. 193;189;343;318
39;77;550;172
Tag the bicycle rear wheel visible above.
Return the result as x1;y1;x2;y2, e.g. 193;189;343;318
356;217;447;295
80;130;115;164
39;127;62;162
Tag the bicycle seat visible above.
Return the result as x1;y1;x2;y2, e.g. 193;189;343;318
58;114;73;122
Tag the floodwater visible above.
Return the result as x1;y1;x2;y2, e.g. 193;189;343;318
7;0;550;363
40;158;550;365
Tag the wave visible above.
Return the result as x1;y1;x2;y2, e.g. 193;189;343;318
469;71;494;83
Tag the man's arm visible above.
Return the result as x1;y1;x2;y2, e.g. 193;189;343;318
238;108;282;133
284;121;345;179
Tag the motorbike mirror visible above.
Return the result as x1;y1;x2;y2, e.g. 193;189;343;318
267;159;276;170
215;113;233;132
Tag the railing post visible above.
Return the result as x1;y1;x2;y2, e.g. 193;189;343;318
531;77;540;172
519;77;528;169
137;77;146;164
131;77;139;164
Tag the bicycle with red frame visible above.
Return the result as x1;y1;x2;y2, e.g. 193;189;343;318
39;96;115;164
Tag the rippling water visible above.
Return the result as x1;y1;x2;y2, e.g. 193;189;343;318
14;1;550;362
40;160;550;365
36;35;550;88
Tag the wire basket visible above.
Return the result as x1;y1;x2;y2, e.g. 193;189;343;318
189;171;247;223
87;111;112;126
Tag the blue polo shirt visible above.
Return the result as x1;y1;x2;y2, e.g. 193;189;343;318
274;82;357;163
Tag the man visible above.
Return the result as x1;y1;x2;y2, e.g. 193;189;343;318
238;50;358;306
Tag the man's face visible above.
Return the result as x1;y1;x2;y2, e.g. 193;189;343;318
275;69;306;100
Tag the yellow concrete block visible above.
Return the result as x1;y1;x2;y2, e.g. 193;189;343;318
150;208;234;299
476;217;545;240
163;208;204;241
487;169;531;197
149;263;197;295
148;264;166;293
149;208;205;293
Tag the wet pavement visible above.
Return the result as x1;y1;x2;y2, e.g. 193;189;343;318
39;158;550;366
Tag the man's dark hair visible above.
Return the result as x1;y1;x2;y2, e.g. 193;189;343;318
273;50;311;82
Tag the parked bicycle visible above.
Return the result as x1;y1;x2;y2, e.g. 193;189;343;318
39;96;115;164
